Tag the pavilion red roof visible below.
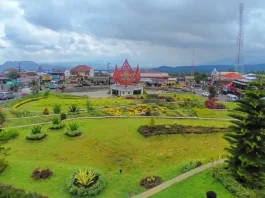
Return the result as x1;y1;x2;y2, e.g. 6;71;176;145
71;65;92;72
222;73;243;79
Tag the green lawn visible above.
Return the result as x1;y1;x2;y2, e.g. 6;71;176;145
152;170;234;198
0;118;229;197
17;96;135;112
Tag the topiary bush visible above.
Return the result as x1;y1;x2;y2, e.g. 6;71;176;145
53;104;61;114
32;168;53;180
49;117;65;130
42;108;49;115
0;158;8;174
0;128;18;141
26;126;46;140
65;123;82;137
60;112;67;120
145;107;151;116
66;168;105;197
140;176;162;189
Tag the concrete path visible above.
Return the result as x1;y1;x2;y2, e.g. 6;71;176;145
132;159;225;198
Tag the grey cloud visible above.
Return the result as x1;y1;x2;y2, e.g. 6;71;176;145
18;0;265;49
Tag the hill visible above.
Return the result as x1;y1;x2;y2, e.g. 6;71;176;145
151;64;265;74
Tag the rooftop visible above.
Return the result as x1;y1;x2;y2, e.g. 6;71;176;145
71;65;92;72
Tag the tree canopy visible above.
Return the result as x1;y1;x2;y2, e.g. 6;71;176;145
224;81;265;188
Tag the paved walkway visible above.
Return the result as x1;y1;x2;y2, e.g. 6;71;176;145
132;159;225;198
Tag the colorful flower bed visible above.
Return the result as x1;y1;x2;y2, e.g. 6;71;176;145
102;107;122;116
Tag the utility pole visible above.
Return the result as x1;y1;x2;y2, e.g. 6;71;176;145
17;62;22;73
107;63;111;85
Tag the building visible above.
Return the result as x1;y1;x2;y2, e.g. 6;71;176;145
110;59;143;96
211;68;243;85
140;70;169;85
51;68;70;82
19;71;39;86
3;68;18;75
70;65;94;83
242;73;257;81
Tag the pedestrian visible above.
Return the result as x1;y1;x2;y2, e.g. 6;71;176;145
119;168;122;174
206;191;217;198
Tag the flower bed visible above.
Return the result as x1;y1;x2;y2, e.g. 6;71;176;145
140;176;162;189
102;107;122;116
205;98;226;109
138;124;226;137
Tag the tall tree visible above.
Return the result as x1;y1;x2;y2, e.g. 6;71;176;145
7;71;20;80
208;85;216;99
224;81;265;188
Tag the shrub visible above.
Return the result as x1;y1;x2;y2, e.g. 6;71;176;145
140;176;162;189
0;128;18;141
42;108;49;115
0;184;48;198
146;107;151;116
26;126;46;140
32;168;53;180
125;96;135;99
44;90;50;97
68;104;79;113
180;161;202;173
86;100;94;112
66;168;105;196
53;104;61;114
65;123;82;137
0;109;6;125
49;117;65;130
0;158;8;174
60;112;67;120
166;97;175;102
165;111;178;116
212;165;256;198
9;109;33;117
149;116;155;127
158;96;167;100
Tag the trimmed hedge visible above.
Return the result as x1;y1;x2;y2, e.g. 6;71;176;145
66;168;105;196
138;124;226;137
12;97;44;109
180;161;202;173
0;184;48;198
212;164;256;198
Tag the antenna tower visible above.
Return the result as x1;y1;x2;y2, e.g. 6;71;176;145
235;2;244;74
191;49;195;76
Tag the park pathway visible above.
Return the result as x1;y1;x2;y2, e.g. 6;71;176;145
132;159;225;198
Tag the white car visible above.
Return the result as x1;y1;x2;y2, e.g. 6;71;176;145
202;92;210;97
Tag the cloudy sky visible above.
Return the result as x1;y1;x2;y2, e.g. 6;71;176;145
0;0;265;67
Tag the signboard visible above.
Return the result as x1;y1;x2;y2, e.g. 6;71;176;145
42;75;52;80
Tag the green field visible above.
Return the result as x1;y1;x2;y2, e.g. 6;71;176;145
0;118;230;197
152;170;234;198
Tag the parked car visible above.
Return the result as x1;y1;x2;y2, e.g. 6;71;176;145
0;92;15;100
74;84;83;87
227;94;239;101
202;92;210;97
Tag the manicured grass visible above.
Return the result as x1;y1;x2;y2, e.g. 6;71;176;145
18;96;135;111
152;170;235;198
193;108;231;118
0;118;229;197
